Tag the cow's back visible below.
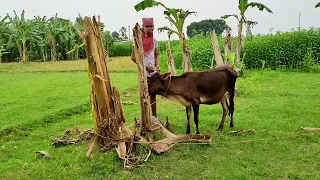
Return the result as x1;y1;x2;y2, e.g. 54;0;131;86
194;67;237;104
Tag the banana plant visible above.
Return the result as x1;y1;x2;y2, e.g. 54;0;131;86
66;43;85;60
222;51;236;68
222;0;272;69
32;15;49;61
159;28;177;75
0;47;9;63
6;10;37;63
134;0;196;72
316;2;320;8
102;30;115;54
47;14;70;62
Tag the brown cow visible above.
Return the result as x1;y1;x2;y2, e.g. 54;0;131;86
147;65;238;134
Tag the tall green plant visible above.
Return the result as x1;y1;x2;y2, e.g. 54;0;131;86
0;48;9;63
316;2;320;8
33;15;49;61
102;30;116;54
222;0;272;69
47;14;70;61
134;0;196;72
6;10;37;63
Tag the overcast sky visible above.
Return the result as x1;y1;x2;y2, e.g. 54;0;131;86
1;0;320;40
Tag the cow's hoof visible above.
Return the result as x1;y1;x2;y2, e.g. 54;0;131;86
196;131;200;134
217;127;223;132
186;130;191;134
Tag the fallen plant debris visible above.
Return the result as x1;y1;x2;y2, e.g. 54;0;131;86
301;127;320;133
123;101;137;105
35;151;52;159
52;128;94;147
229;129;256;135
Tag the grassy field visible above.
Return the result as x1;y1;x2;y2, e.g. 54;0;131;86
1;57;320;179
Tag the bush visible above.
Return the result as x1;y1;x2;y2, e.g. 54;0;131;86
110;28;320;72
109;42;132;57
109;39;179;58
243;28;320;69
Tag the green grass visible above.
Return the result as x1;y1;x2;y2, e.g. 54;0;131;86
0;58;320;179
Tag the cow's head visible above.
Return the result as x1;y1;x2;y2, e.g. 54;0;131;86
147;72;171;95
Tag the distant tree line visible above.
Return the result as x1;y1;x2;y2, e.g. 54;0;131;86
0;10;130;63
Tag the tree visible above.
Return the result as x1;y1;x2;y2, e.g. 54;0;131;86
102;30;116;53
111;31;120;39
134;0;196;72
316;2;320;8
32;15;49;61
47;14;70;61
119;26;128;40
222;0;272;69
186;19;227;38
6;10;37;63
0;16;10;62
0;47;9;63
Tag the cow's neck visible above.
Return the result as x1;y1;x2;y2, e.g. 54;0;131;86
159;77;192;107
160;77;182;95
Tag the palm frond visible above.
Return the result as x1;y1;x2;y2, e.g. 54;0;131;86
134;0;166;12
238;0;249;15
221;14;239;21
246;20;258;27
316;2;320;8
158;26;179;36
247;2;273;13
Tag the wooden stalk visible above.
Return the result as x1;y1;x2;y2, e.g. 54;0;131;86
83;16;119;157
235;17;244;69
51;39;57;62
166;37;177;76
22;42;27;64
132;23;152;140
210;30;224;67
224;26;233;64
181;33;192;72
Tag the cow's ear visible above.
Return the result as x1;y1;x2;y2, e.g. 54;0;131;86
160;72;171;80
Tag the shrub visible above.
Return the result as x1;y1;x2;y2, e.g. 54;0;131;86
109;42;132;57
110;28;320;72
243;28;320;69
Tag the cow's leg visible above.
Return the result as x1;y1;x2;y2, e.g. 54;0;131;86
186;106;192;134
218;96;228;131
228;92;235;128
192;104;200;134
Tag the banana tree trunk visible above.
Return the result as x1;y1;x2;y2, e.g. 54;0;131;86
225;26;232;64
51;39;57;62
41;50;47;62
166;39;177;76
17;43;22;63
132;23;152;141
180;33;192;72
236;17;244;69
22;42;27;64
75;49;79;60
210;30;224;67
